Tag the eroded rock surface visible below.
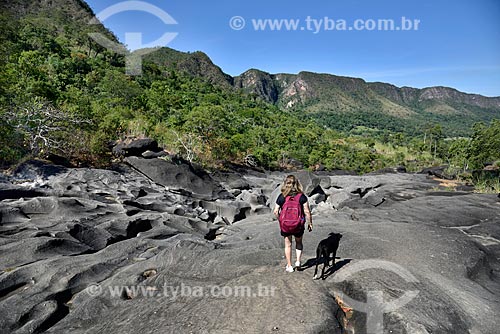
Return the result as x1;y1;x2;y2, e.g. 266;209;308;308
1;160;499;333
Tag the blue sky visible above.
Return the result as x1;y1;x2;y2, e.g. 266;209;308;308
86;0;500;96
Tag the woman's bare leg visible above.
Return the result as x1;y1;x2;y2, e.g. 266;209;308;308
284;236;292;267
295;236;303;264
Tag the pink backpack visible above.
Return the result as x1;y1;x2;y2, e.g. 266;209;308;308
279;193;305;233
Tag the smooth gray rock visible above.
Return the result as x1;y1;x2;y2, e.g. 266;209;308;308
141;150;168;159
211;171;250;190
295;171;321;196
125;156;227;200
0;166;499;334
200;200;251;224
113;138;160;157
326;190;354;209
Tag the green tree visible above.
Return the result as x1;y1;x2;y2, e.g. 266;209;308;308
5;97;91;157
468;120;500;169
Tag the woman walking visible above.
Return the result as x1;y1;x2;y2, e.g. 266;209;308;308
273;175;313;272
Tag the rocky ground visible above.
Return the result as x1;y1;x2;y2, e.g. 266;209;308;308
1;155;499;334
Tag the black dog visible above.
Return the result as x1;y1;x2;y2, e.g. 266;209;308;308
313;232;342;280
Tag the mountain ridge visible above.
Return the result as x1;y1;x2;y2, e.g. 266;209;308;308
3;0;499;137
142;47;500;109
141;47;500;135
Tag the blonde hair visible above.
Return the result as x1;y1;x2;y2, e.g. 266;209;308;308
281;175;303;197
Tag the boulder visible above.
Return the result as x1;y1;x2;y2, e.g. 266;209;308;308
236;189;271;216
45;153;74;167
319;176;332;190
113;138;160;157
1;164;500;334
419;165;454;179
11;159;67;181
200;200;251;224
141;150;168;159
267;185;281;208
371;166;407;174
211;171;250;191
326;190;355;210
236;189;266;207
310;192;327;204
124;156;225;200
295;171;321;196
283;158;304;170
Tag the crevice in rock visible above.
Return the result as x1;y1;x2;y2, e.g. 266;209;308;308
69;248;98;256
106;219;153;246
310;185;326;197
466;249;499;294
17;305;35;329
204;228;219;241
0;189;46;201
34;289;73;333
126;219;153;238
0;281;28;301
233;207;247;223
351;184;382;198
0;227;30;235
126;208;141;216
123;199;170;213
423;191;470;197
122;200;147;210
35;238;66;252
373;198;386;207
136;188;148;198
32;231;53;237
121;288;132;300
148;233;177;240
67;224;105;251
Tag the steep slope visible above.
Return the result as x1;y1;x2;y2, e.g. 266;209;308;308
369;82;500;113
1;0;93;18
0;0;118;45
142;47;234;88
233;69;500;135
276;71;416;118
233;69;279;103
5;0;499;138
223;65;500;135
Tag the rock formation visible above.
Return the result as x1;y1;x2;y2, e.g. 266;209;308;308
1;159;499;333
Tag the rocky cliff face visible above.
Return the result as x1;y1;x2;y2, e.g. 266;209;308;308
367;82;421;106
369;82;500;109
134;45;500;134
233;69;279;103
237;69;500;114
278;74;315;108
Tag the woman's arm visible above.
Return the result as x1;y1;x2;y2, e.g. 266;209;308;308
303;201;313;231
273;204;280;218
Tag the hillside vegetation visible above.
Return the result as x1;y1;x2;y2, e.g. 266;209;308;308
0;0;499;182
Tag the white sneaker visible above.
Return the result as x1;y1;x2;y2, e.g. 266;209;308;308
285;265;294;273
295;261;301;269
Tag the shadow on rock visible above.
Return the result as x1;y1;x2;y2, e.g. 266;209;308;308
321;259;352;280
11;159;67;181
